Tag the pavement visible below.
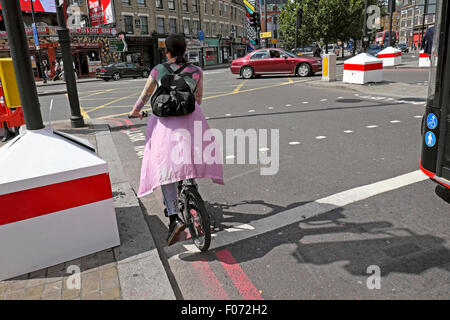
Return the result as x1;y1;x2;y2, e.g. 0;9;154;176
0;119;176;300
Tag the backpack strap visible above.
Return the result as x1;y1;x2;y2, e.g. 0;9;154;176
162;62;189;75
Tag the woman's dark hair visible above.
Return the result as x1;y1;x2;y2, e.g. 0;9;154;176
165;34;187;64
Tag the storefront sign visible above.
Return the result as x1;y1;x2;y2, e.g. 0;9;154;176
0;26;117;39
0;1;56;13
88;0;115;26
158;38;166;48
260;32;272;39
88;61;102;73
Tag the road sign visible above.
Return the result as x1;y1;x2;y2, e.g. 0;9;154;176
32;23;40;50
260;32;272;39
271;39;277;44
199;30;204;41
108;38;127;52
425;131;436;147
427;113;438;130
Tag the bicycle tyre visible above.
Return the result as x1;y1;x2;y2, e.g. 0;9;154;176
182;187;211;252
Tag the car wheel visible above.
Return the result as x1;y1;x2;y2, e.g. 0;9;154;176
112;72;121;81
142;70;149;78
297;63;312;77
241;66;254;79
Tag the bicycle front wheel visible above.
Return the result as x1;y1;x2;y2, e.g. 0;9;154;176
182;187;211;252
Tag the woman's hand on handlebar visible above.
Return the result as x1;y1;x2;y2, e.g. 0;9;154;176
129;109;143;120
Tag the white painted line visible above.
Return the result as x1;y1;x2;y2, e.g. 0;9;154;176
414;115;423;118
320;99;327;102
354;93;360;96
165;170;428;257
259;147;270;152
315;136;327;140
289;141;301;145
225;113;232;116
366;125;379;128
248;109;255;113
302;101;309;104
386;98;395;101
390;120;401;123
225;155;236;159
285;104;292;107
343;130;354;133
337;96;344;99
268;107;274;110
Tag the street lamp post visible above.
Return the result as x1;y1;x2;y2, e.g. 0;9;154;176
30;0;46;83
0;0;44;130
363;0;369;52
54;0;84;128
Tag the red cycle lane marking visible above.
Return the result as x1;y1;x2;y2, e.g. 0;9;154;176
192;258;230;300
215;249;263;300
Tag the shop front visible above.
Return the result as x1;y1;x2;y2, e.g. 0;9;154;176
220;39;232;64
123;35;156;69
204;38;219;66
186;39;208;66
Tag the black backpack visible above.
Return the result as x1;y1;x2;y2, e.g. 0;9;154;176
151;63;196;117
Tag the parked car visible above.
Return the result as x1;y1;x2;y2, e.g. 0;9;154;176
396;43;409;53
230;48;322;79
96;62;151;81
326;44;341;56
366;44;382;57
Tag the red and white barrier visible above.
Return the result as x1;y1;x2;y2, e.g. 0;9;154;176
0;128;120;281
419;52;431;67
343;53;383;85
377;46;402;67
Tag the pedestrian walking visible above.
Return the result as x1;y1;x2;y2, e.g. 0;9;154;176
129;34;224;246
313;44;321;57
422;26;435;55
42;60;49;83
53;59;62;81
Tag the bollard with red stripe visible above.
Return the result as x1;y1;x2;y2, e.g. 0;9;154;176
377;46;402;67
0;128;120;281
343;53;383;84
419;52;431;67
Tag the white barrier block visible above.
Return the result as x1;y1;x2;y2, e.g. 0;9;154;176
343;53;383;85
419;52;431;67
377;46;402;66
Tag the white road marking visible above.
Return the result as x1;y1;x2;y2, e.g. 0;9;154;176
259;147;270;152
268;107;274;110
366;125;379;128
354;93;360;96
390;120;401;123
414;115;423;118
337;96;344;99
302;101;309;104
315;136;327;140
285;104;292;107
386;98;395;101
166;170;428;256
320;99;327;102
289;141;301;145
343;130;354;133
225;113;232;116
248;109;255;113
226;155;236;159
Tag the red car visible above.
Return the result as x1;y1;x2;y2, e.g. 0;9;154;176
230;48;322;79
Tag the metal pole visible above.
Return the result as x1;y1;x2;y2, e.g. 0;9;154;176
30;0;46;83
363;0;368;52
264;0;267;48
388;0;394;47
420;0;428;50
0;0;44;130
295;8;299;51
54;0;84;128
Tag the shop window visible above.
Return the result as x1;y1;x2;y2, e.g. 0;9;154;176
124;15;133;34
170;18;177;34
169;0;175;10
141;17;149;34
157;17;165;34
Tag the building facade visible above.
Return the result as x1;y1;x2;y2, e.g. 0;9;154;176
398;0;436;48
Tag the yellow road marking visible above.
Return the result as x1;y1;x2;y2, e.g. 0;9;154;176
85;91;140;114
232;80;247;93
287;77;294;84
79;88;116;99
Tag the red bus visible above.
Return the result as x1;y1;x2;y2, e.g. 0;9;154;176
375;30;398;45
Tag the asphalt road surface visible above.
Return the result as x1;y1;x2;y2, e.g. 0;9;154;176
24;62;449;299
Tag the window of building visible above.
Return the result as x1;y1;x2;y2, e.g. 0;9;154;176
137;0;146;6
140;16;148;34
219;2;222;16
212;22;216;36
204;1;208;14
124;15;133;34
122;0;131;5
205;22;210;36
183;19;190;35
70;0;82;5
169;18;177;33
157;17;165;34
169;0;175;10
211;1;215;15
192;0;198;12
193;20;199;34
182;0;189;11
220;23;223;36
156;0;163;9
224;4;227;17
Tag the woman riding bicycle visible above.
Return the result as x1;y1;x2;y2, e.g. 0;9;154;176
129;34;224;246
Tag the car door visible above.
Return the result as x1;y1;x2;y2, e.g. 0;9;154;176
249;50;270;74
127;63;140;77
114;62;127;77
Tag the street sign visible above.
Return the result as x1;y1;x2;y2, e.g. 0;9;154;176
427;113;438;130
32;23;40;50
271;39;277;44
260;32;272;39
199;30;204;41
108;38;127;52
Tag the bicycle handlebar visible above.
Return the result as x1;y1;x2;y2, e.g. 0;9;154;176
128;111;149;119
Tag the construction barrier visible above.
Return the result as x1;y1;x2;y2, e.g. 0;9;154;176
419;52;431;67
377;46;402;67
343;53;383;85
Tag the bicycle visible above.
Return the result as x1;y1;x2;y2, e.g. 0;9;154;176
128;111;211;252
176;178;211;252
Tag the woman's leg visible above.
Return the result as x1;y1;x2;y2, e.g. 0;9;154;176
161;182;178;217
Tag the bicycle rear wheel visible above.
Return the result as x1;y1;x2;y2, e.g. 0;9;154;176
182;187;211;252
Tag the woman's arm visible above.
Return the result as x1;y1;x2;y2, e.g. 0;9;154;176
131;75;157;115
195;71;204;105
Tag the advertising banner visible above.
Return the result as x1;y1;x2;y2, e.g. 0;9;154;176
88;0;115;26
0;0;56;13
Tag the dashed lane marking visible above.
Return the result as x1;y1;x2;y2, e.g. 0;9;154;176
366;125;379;128
343;130;354;133
289;141;301;145
315;136;327;140
390;120;401;123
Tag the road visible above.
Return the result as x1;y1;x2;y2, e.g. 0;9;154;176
23;61;450;299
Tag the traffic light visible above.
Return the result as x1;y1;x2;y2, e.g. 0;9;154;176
252;12;261;30
388;0;396;13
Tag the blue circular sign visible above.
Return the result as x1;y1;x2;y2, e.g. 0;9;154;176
427;113;438;130
425;131;436;147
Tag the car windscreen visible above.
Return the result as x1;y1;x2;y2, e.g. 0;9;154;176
282;50;298;58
